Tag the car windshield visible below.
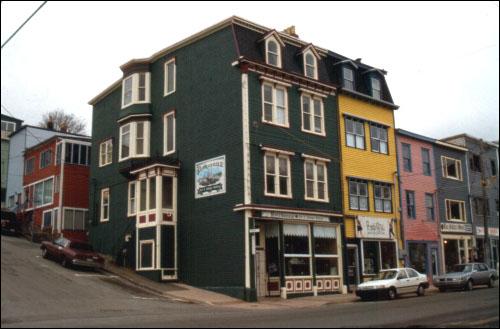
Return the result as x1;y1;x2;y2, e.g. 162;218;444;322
70;243;93;251
452;264;473;273
377;270;398;280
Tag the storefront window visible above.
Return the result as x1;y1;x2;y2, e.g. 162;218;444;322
284;224;311;277
409;243;427;274
444;239;459;273
314;225;338;276
381;242;397;270
363;241;379;275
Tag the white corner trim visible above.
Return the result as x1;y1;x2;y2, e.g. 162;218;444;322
298;87;329;98
301;153;331;163
259;75;292;88
261;146;295;156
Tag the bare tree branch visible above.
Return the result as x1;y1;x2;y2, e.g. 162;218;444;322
39;109;87;135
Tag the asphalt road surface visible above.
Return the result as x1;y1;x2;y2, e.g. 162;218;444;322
2;235;498;328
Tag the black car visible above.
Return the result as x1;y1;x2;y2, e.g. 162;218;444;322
1;210;21;236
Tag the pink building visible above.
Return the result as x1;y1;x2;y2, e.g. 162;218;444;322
397;129;442;277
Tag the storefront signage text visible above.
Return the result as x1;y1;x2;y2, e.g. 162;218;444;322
356;216;393;239
475;227;500;237
440;223;473;234
261;211;330;223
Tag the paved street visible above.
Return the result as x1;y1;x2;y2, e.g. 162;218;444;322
1;235;498;328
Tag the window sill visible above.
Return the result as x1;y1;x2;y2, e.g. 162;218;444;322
99;162;112;168
305;197;330;204
164;90;176;97
100;219;109;223
265;193;293;199
261;120;290;129
121;101;151;110
302;128;326;138
163;150;176;156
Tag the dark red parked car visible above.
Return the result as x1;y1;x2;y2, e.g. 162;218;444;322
41;237;104;270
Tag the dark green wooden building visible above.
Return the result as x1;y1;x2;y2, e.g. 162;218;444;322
88;16;346;301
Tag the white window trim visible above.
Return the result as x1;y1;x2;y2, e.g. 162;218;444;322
265;37;282;68
348;179;369;211
121;72;151;109
27;176;54;209
128;181;137;217
283;224;313;278
342;67;355;90
441;156;463;181
304;160;329;203
301;93;325;136
41;209;53;230
163;112;176;156
303;50;318;80
138;239;156;271
345;117;365;150
371;77;381;100
119;121;150;161
164;58;176;96
445;199;467;223
100;188;110;222
261;82;289;128
264;152;292;199
99;139;113;167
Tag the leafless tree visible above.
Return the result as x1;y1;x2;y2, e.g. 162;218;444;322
39;109;86;135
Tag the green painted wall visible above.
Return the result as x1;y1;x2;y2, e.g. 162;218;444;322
247;72;342;212
89;26;246;299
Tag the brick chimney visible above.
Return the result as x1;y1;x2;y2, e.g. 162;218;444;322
47;120;54;130
282;26;298;38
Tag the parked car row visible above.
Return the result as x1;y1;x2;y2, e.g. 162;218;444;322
356;264;498;301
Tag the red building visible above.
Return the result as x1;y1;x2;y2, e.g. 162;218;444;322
22;135;91;241
396;129;441;277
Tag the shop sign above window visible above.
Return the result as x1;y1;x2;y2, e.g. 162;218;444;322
356;216;394;239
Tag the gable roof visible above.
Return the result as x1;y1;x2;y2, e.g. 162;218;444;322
258;30;285;48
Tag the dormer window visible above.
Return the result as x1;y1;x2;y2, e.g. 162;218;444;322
304;51;317;79
371;77;381;100
266;39;281;68
343;67;355;90
121;72;151;109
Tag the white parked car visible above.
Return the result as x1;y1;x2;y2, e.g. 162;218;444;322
356;268;429;300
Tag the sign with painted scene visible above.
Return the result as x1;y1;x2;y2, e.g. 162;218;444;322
195;155;226;199
356;216;394;239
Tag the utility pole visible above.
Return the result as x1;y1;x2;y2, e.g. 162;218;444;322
479;139;491;268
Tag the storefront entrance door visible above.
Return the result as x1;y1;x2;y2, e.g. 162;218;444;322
255;225;267;298
347;245;359;290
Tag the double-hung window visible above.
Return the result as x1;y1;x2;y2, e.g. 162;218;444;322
345;117;365;149
33;178;53;208
370;124;388;154
119;121;150;161
164;58;176;96
25;157;35;175
99;139;113;167
406;190;416;219
266;39;281;67
343;67;355;90
425;193;435;220
42;210;53;229
349;179;368;211
265;153;291;198
100;188;109;222
371;77;381;100
164;112;176;155
304;51;318;79
301;94;325;135
122;72;151;108
128;181;137;216
374;183;392;213
402;143;412;172
422;148;431;176
262;83;288;127
304;160;328;202
442;157;462;181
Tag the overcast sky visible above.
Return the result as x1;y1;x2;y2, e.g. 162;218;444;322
1;1;499;141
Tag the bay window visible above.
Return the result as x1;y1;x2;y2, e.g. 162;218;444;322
284;224;311;277
162;176;173;209
122;72;151;108
128;181;137;216
265;153;291;198
119;121;150;161
139;240;155;270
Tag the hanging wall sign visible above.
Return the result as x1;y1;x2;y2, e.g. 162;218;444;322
195;155;226;199
356;216;393;239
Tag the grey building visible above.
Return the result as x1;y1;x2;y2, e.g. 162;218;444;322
1;114;23;208
442;134;499;271
432;140;473;273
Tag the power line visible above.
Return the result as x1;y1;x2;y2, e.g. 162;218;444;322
1;1;48;49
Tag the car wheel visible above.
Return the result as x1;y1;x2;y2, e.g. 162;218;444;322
439;287;447;293
417;284;425;296
488;277;494;288
465;280;473;291
387;288;397;300
61;258;70;268
42;248;48;259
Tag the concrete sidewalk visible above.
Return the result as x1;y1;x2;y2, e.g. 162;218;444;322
102;260;438;310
